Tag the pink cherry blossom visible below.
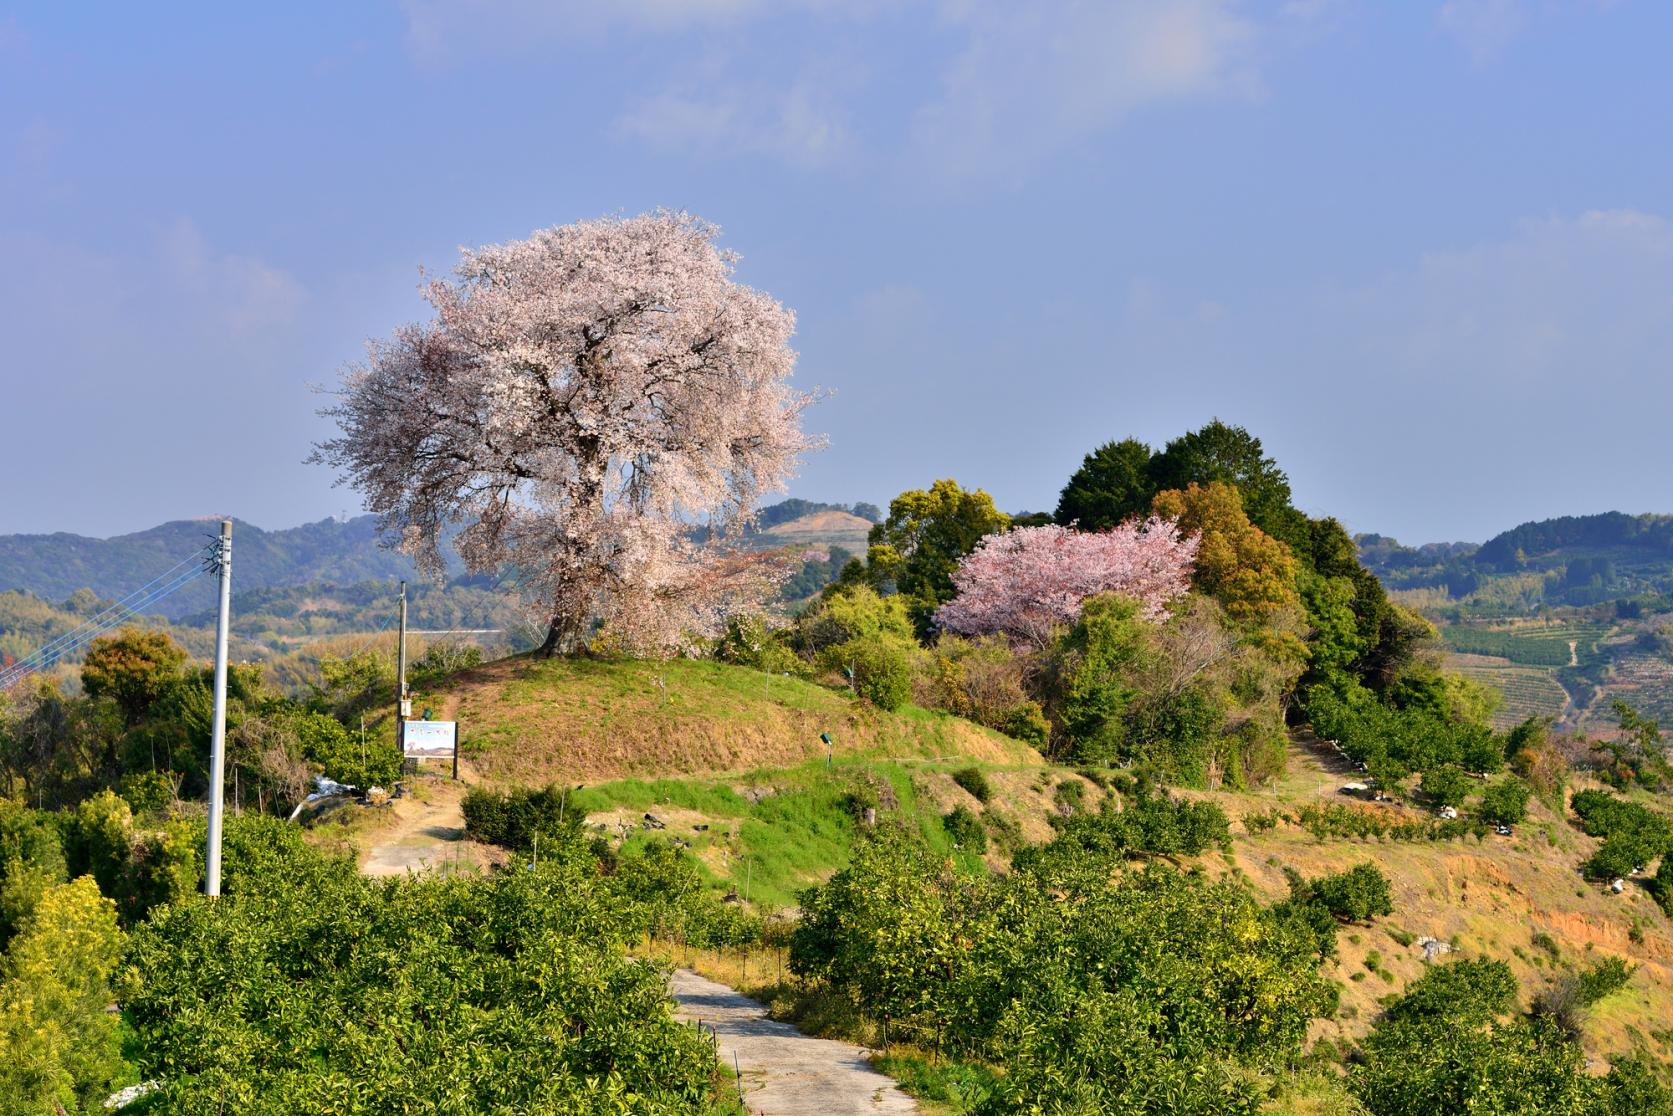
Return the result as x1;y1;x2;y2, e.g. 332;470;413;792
933;519;1199;646
314;211;817;655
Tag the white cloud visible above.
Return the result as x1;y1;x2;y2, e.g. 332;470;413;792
908;0;1260;182
157;218;307;335
1437;0;1526;63
618;74;855;169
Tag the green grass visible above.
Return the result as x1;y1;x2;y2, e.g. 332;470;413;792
575;758;988;910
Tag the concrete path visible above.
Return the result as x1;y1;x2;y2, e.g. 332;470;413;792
669;969;918;1115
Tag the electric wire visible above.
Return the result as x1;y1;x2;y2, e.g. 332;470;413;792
0;558;213;691
0;565;209;690
2;547;211;679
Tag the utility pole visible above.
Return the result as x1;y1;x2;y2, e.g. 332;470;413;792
396;581;409;755
205;520;232;897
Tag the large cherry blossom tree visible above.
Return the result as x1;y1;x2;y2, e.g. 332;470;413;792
933;520;1199;646
314;211;817;655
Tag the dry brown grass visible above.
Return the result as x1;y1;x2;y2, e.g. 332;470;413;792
427;654;1041;785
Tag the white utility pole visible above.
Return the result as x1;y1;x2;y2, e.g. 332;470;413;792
396;580;409;752
205;519;233;897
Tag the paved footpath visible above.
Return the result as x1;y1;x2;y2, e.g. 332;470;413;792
669;968;918;1116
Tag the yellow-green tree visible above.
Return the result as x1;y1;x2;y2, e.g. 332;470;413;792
81;627;187;727
853;479;1010;634
1152;482;1301;627
0;876;126;1113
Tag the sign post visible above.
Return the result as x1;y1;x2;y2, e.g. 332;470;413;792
402;720;458;774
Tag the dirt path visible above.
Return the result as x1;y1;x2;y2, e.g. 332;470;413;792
360;766;489;876
669;969;917;1115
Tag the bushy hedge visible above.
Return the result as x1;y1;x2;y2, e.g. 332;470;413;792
791;827;1336;1115
122;841;719;1114
1569;790;1673;881
461;783;583;850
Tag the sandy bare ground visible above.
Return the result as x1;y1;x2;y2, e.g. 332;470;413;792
670;968;917;1115
359;769;491;876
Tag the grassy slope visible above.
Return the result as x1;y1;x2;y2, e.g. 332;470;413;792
429;655;1041;784
1201;738;1673;1069
411;654;1673;1069
598;736;1673;1070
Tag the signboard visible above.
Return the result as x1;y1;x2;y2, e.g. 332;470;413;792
402;720;457;759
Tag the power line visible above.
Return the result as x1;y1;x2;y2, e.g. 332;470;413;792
2;548;211;680
0;547;215;692
0;565;208;691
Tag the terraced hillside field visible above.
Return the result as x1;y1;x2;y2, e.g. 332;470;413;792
1441;620;1615;668
1445;652;1570;729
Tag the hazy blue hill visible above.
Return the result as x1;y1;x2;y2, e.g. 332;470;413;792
0;499;869;623
0;515;423;619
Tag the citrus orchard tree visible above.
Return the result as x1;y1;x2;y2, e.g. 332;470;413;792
316;211;817;655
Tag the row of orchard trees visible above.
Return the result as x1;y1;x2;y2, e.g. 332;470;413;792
789;813;1667;1116
0;792;762;1112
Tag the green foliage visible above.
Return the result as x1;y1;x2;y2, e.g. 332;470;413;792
1651;856;1673;917
852;479;1010;634
1053;437;1156;531
942;804;987;853
1420;764;1473;808
0;876;126;1114
0;801;68;949
1043;593;1149;765
950;765;991;803
1575;956;1636;1005
284;707;400;787
121;845;720;1114
1350;959;1667;1116
1015;791;1231;872
1299;863;1395;924
1480;777;1531;825
828;633;913;711
1569;789;1673;880
1303;680;1503;783
791;827;1334;1115
461;783;584;850
1294;803;1484;843
1147;420;1302;546
80;628;188;726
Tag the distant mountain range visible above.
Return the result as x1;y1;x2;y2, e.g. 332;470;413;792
0;516;425;620
0;500;883;622
1358;510;1673;608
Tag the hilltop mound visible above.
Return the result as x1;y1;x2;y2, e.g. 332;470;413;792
755;509;873;553
427;655;1041;784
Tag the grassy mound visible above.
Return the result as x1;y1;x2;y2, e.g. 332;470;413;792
428;655;1042;784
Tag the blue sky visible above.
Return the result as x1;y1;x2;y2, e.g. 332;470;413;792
3;1;1671;544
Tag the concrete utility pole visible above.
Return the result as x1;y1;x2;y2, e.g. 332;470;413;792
396;581;409;753
205;520;232;897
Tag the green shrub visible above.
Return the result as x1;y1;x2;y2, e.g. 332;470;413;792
461;783;584;850
118;770;178;816
951;766;992;803
1306;863;1395;924
942;805;988;853
1576;956;1636;1005
1479;777;1530;826
0;877;126;1113
122;840;720;1113
826;634;913;712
